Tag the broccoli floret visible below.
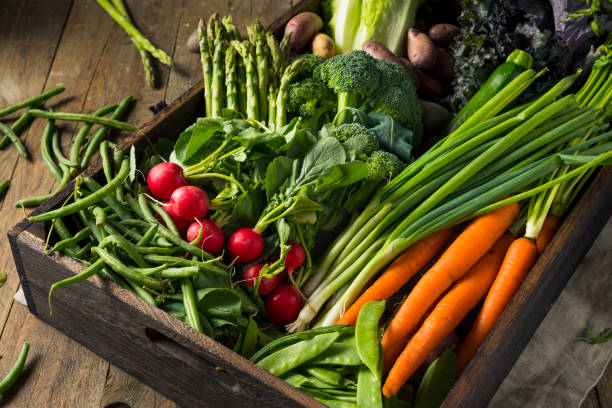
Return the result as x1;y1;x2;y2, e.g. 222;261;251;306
287;78;337;130
314;51;381;111
366;151;405;181
292;53;326;82
334;123;380;156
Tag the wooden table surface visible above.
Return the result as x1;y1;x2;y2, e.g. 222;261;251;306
0;1;609;407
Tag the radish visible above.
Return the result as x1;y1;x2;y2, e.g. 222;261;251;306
227;228;264;263
147;162;187;201
160;202;191;234
242;262;279;295
285;242;305;271
170;186;209;220
265;285;302;325
186;219;225;255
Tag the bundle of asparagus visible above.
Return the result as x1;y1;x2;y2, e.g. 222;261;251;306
198;14;306;131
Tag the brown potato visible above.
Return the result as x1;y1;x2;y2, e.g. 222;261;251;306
428;23;460;48
284;12;323;50
311;33;336;59
421;101;452;137
407;29;437;70
361;40;419;89
432;47;454;79
417;70;445;99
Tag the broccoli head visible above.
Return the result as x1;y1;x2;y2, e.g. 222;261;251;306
292;53;326;82
314;50;381;111
366;151;405;181
287;78;337;130
334;123;380;157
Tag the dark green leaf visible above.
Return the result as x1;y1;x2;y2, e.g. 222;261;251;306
285;187;324;224
415;349;457;408
231;189;266;228
239;317;259;358
367;112;415;163
265;156;294;201
296;137;346;187
315;161;369;191
196;288;242;319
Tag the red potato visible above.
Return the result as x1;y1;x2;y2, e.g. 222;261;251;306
421;101;452;137
407;29;437;70
417;69;445;99
311;33;336;59
428;23;460;48
284;12;323;50
433;47;454;80
362;40;420;88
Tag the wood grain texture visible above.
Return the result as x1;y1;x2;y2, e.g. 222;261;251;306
594;361;612;407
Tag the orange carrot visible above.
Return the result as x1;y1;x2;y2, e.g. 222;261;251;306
337;228;454;326
381;202;520;352
535;215;562;253
383;234;514;397
383;339;406;374
456;236;539;374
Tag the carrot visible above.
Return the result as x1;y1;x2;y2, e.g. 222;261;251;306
381;202;520;352
336;227;454;326
383;339;406;374
535;214;562;253
383;234;514;397
456;236;539;374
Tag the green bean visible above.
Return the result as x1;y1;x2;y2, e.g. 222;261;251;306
0;122;27;158
137;193;214;260
29;158;129;223
0;110;36;150
0;180;8;200
79;210;105;243
40;119;64;183
80;97;134;169
52;227;92;252
135;246;182;255
142;255;227;276
82;177;133;221
51;129;78;167
137;224;159;247
92;247;163;290
112;146;126;201
158;266;199;279
48;259;106;313
92;206;107;228
0;343;30;394
69;104;117;164
121;219;151;228
181;277;204;333
0;269;6;288
74;241;95;259
355;300;384;378
100;141;114;183
125;193;145;218
125;278;157;305
258;332;340;376
150;202;180;237
28;108;136;131
15;194;53;208
357;365;382;408
250;325;353;363
0;87;65;118
105;218;144;242
57;161;71;191
98;234;149;268
52;217;74;241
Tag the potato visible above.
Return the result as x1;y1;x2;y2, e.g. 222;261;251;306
421;101;452;137
428;23;460;48
407;29;437;70
284;12;323;50
432;47;454;79
417;70;445;99
311;33;336;59
362;40;419;89
187;28;200;53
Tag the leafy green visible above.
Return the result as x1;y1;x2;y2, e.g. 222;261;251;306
574;324;612;344
414;349;457;408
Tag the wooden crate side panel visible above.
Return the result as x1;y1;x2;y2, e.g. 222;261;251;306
443;167;612;408
13;232;321;408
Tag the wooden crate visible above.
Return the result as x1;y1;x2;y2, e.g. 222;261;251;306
7;3;612;406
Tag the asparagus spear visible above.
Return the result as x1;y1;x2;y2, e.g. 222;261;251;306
96;0;173;67
222;15;241;41
225;47;239;112
237;56;248;116
268;81;278;130
111;0;155;87
276;59;308;130
198;19;213;117
254;28;269;123
211;39;227;117
245;42;260;120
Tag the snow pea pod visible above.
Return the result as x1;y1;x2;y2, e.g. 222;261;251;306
308;341;362;366
357;365;382;408
355;300;385;378
258;332;340;376
29;158;129;223
0;343;29;394
302;366;343;387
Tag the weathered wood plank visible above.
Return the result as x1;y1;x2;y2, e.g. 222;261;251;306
582;387;601;408
100;365;175;408
595;360;612;407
